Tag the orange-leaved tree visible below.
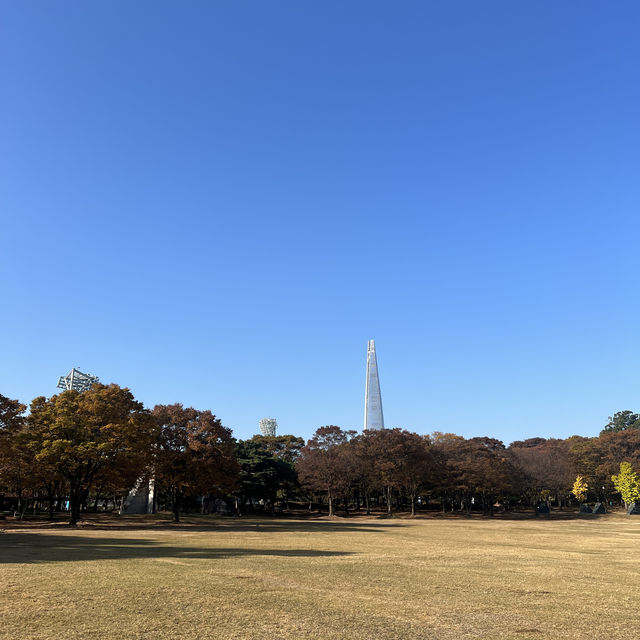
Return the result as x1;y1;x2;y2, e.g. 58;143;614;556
151;404;239;522
26;384;154;525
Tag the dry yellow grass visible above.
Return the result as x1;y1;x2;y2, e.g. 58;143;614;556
1;513;639;639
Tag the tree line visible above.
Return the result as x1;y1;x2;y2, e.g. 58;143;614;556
2;384;640;524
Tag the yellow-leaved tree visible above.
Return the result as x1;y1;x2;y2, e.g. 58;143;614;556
611;462;640;509
572;475;588;503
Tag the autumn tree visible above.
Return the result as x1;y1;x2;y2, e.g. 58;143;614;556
611;462;640;509
509;439;574;508
509;437;548;449
569;431;640;502
429;435;513;515
462;437;514;515
394;432;434;516
347;433;381;514
571;475;588;503
152;404;238;522
26;384;155;525
296;426;355;516
429;432;466;512
355;429;433;516
0;394;28;513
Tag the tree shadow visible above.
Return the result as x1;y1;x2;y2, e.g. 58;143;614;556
3;515;408;534
421;510;623;521
0;532;356;564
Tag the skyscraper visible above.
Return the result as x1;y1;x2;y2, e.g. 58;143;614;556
364;339;384;431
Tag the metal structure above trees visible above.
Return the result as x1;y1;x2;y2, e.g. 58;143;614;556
56;367;99;393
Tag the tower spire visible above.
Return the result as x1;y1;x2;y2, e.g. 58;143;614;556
364;339;384;431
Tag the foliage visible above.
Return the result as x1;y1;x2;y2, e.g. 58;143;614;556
0;394;28;510
611;462;640;507
354;429;433;516
571;475;588;502
249;434;305;464
152;403;239;522
601;410;640;434
6;383;640;520
509;438;574;507
25;384;155;524
235;436;300;513
297;426;355;516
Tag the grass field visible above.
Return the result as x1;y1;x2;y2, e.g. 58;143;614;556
1;512;638;640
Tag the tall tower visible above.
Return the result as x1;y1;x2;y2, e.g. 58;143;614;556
364;340;384;431
259;418;277;437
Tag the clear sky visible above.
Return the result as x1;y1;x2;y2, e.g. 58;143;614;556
2;2;639;444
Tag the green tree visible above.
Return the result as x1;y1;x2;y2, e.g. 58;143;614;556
611;462;640;508
601;411;640;434
235;439;297;514
249;434;305;465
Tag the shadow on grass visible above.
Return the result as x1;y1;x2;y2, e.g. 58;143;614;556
0;532;356;564
423;511;617;521
2;515;409;534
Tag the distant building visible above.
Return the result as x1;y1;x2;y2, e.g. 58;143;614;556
259;418;277;437
364;340;384;431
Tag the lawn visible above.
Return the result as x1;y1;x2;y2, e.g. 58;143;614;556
0;512;638;639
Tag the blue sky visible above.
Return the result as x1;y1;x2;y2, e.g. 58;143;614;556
2;2;639;443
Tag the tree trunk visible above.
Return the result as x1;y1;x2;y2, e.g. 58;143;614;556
48;491;55;520
328;491;333;517
365;492;370;516
16;486;23;518
410;494;416;516
69;490;82;526
171;488;182;523
385;486;393;516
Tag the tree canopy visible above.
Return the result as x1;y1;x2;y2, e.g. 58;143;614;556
25;384;154;524
4;382;640;521
601;410;640;434
152;403;238;522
